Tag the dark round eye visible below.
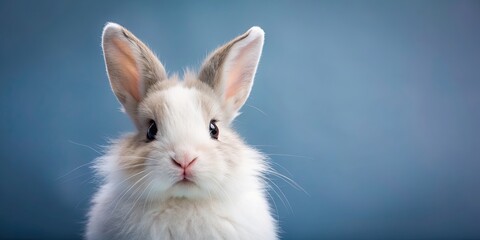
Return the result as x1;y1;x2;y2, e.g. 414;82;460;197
209;120;219;139
147;120;157;141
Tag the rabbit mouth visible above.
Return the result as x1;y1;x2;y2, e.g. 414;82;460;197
175;178;197;187
170;178;201;196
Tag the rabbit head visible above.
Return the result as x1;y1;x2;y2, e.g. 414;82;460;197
100;23;266;201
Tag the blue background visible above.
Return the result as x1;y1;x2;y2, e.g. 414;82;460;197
1;1;479;239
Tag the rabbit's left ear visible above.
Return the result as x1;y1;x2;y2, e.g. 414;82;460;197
199;27;264;121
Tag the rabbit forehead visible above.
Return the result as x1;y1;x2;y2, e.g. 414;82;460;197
140;82;219;129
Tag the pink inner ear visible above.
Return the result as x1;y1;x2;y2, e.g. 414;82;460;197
112;38;141;101
225;69;244;99
225;41;258;100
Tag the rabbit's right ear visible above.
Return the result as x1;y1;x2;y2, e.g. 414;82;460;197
102;22;167;128
198;27;264;122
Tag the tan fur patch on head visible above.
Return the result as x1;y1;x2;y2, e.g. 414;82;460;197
138;78;179;127
116;135;149;175
184;72;224;122
140;72;222;123
147;78;179;95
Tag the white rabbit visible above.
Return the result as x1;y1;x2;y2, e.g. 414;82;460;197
86;22;277;240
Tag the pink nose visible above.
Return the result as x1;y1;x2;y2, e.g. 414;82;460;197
171;152;197;169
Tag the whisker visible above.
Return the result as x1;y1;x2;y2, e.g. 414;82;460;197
56;161;96;181
68;140;104;155
58;161;159;183
116;155;163;162
207;176;233;203
123;177;154;225
269;161;295;178
58;154;165;182
264;183;279;219
142;180;156;214
266;153;314;161
112;163;160;171
264;169;309;196
78;174;99;186
264;178;291;212
245;104;268;116
111;170;150;213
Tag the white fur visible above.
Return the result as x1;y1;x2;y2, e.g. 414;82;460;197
86;23;277;240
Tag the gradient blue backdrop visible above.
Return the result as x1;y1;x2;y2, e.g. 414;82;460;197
1;1;479;239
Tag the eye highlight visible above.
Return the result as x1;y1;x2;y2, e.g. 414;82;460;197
209;120;219;139
147;120;157;141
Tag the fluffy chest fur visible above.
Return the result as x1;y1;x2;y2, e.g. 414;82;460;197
145;202;237;239
88;185;276;240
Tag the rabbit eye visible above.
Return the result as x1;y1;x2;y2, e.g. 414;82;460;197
147;120;157;141
209;120;219;140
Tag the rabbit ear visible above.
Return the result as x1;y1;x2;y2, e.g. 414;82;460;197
198;26;264;121
102;22;167;127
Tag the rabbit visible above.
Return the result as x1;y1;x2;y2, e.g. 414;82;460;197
85;22;278;240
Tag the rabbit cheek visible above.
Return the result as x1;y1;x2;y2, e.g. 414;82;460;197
115;137;151;176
